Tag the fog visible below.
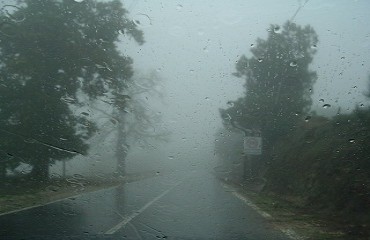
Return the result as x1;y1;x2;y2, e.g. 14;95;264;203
48;0;370;178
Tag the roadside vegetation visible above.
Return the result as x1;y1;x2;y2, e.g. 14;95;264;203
216;20;370;239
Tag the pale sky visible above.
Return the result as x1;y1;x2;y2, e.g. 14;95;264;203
115;0;370;171
5;0;362;175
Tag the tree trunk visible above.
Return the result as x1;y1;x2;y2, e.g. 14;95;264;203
116;112;128;178
31;160;49;182
0;164;6;181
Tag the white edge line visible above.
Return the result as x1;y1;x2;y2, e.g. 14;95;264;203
105;181;183;235
221;182;303;240
0;185;119;217
221;183;272;219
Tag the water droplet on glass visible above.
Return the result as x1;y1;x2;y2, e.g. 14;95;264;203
0;22;17;37
290;61;297;67
349;139;355;143
205;97;210;100
72;174;85;181
360;103;364;107
132;13;152;28
24;138;37;144
322;104;331;109
197;29;205;36
311;44;317;49
305;116;311;122
176;4;183;10
227;101;234;107
168;156;174;160
2;5;25;22
340;56;345;60
189;69;195;74
257;58;263;63
60;95;77;104
250;43;254;48
73;0;84;2
81;112;89;116
273;26;281;33
319;99;324;103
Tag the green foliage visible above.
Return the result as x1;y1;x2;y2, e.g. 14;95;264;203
0;0;143;180
221;21;318;148
265;110;370;223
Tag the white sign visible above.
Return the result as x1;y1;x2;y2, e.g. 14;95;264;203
244;136;262;155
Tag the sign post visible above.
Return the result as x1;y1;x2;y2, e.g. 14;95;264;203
229;119;262;180
244;136;262;155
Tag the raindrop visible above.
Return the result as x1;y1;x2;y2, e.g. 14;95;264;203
72;174;85;181
340;56;345;60
0;22;17;37
257;58;263;63
349;139;355;143
66;178;79;185
319;99;324;103
273;26;281;33
189;69;195;74
227;101;234;107
322;104;331;109
360;103;364;107
304;116;311;122
156;171;160;175
60;95;77;104
205;97;210;100
176;4;183;10
81;112;89;116
250;43;254;48
24;138;37;144
73;0;84;2
132;13;152;28
311;44;317;49
2;5;25;22
289;61;297;67
168;156;174;160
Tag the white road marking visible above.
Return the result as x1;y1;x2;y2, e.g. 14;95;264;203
0;185;119;217
221;182;304;240
221;182;272;219
105;181;183;235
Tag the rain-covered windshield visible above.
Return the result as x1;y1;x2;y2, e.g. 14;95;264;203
0;0;369;239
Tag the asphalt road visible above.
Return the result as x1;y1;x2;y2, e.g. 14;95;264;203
0;170;289;240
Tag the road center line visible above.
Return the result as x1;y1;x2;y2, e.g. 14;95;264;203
105;180;183;235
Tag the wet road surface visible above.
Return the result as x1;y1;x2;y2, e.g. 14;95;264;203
0;171;289;239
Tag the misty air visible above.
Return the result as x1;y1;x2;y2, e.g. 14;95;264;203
0;0;369;239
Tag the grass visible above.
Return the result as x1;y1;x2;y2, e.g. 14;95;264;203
222;179;365;240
